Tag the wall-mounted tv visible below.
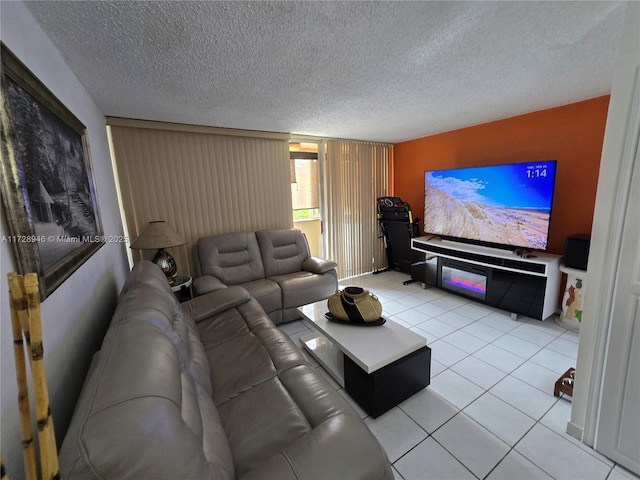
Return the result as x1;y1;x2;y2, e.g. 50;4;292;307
423;160;557;251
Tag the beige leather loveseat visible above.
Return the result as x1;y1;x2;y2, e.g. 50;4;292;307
59;261;392;480
193;228;338;324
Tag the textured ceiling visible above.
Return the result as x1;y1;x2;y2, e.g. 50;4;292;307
23;1;626;143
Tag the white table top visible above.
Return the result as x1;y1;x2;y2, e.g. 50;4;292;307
297;301;427;373
559;263;587;277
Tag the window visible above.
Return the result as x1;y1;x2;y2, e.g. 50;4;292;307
290;153;319;221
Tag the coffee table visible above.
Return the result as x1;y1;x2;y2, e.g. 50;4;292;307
298;301;431;418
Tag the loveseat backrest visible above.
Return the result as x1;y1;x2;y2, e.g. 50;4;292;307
197;232;265;285
256;229;311;277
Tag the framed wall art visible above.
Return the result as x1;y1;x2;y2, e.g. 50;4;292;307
1;44;104;299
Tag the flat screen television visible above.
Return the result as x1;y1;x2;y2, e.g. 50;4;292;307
423;160;557;251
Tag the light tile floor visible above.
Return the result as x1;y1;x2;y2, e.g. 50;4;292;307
279;270;639;480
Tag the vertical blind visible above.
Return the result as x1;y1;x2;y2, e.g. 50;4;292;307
324;139;390;279
107;118;292;275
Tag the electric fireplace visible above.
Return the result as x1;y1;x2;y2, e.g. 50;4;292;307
439;260;487;302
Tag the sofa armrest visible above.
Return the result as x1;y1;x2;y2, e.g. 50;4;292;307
302;256;338;274
182;286;251;323
239;415;392;480
192;275;227;296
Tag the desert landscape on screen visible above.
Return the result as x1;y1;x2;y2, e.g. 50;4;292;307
423;184;550;250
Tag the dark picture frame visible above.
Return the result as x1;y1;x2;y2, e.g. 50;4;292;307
1;44;104;299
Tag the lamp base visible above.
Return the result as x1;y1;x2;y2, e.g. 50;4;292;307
152;249;178;285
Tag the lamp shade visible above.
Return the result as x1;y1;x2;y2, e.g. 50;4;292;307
130;221;186;250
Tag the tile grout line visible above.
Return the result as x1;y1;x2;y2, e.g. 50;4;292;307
316;273;630;480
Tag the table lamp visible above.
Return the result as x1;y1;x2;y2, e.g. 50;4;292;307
130;221;187;285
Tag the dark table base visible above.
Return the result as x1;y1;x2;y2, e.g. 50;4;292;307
344;345;431;418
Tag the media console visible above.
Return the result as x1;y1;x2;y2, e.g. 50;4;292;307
411;237;562;320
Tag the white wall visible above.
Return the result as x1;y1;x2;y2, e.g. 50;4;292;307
569;0;639;447
0;3;130;478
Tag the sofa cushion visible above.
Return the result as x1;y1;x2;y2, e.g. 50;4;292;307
198;232;265;284
270;270;338;309
197;295;313;476
240;414;392;480
239;278;282;316
196;292;376;478
197;296;307;405
256;229;310;276
219;375;312;476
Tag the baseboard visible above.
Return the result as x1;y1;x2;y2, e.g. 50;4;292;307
566;421;584;441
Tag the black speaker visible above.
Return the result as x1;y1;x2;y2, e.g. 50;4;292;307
564;234;590;270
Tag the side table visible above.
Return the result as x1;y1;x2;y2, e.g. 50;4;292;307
171;274;192;302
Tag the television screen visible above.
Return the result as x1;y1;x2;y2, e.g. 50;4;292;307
423;160;557;250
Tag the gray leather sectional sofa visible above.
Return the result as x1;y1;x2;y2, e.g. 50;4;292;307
59;261;392;480
193;229;338;324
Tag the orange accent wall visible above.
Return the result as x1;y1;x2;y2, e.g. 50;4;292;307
392;96;610;255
